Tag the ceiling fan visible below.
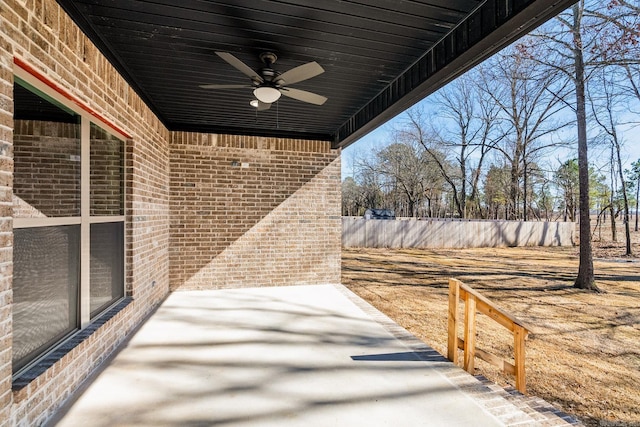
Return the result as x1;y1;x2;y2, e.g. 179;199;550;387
200;52;328;111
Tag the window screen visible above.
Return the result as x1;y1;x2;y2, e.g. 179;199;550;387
90;222;125;317
13;226;80;371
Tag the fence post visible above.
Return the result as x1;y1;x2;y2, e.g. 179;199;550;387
447;279;460;363
463;293;477;373
514;325;527;393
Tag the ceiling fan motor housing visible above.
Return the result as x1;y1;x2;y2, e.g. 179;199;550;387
258;53;282;86
259;68;281;86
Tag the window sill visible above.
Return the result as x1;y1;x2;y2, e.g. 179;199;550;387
12;297;133;391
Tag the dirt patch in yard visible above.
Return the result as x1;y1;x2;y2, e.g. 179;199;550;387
342;235;640;426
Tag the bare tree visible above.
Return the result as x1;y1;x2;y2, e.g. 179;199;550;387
427;68;501;218
586;0;639;254
399;68;500;219
609;144;618;243
589;165;612;242
586;0;640;66
537;175;556;220
555;159;579;222
342;177;364;216
531;2;600;291
479;44;571;221
590;71;632;254
375;141;434;217
397;107;468;218
352;150;385;212
352;139;445;217
570;4;599;290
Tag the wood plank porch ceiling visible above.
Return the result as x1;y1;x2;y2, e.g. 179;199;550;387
55;0;576;148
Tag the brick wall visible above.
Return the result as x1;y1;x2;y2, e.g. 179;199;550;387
90;124;124;217
169;132;341;290
0;0;342;425
1;0;171;425
13;120;80;218
12;120;126;220
0;11;14;422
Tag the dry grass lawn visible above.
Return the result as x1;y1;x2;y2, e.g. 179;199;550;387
342;230;640;427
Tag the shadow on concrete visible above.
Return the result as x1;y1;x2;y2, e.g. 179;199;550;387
351;351;448;362
50;285;521;427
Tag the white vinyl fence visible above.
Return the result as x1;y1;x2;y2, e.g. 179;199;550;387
342;218;576;248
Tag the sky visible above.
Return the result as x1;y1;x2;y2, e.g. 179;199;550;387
341;78;640;182
341;110;640;181
341;4;640;183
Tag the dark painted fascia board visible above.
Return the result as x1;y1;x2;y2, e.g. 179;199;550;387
333;0;578;150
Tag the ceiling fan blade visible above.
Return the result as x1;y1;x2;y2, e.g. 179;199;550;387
215;52;263;83
257;101;271;111
278;61;324;85
280;88;327;105
199;84;252;89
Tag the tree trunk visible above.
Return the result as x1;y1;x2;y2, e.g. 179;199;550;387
460;150;467;219
408;198;416;218
572;4;600;292
609;145;617;242
510;153;521;220
523;161;528;221
609;204;616;242
614;141;632;255
635;177;640;231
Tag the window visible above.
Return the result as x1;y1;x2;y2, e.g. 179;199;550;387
90;222;124;317
12;77;126;374
89;123;125;318
12;226;80;371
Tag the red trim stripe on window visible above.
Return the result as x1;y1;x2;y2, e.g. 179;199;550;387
13;57;133;140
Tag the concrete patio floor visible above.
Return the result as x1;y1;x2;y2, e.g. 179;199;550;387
49;285;579;426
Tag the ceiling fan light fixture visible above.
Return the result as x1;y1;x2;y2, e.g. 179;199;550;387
249;99;260;108
254;86;281;103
